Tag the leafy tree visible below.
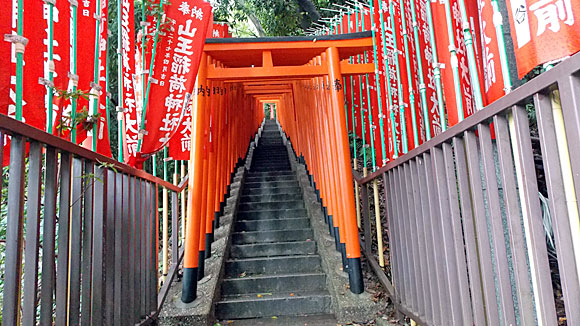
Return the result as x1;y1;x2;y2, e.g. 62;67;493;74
211;0;350;37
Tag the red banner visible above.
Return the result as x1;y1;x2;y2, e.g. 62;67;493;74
1;0;46;164
136;0;212;163
121;0;139;162
507;0;580;78
51;0;71;132
478;0;508;103
416;0;443;137
74;0;98;144
430;0;476;126
210;22;230;38
96;0;111;156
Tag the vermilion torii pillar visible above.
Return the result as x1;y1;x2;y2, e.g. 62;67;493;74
326;46;364;293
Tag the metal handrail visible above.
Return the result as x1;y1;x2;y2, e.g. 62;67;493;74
0;113;180;192
352;51;580;325
356;50;580;185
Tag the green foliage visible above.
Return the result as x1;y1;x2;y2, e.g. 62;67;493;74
212;0;351;37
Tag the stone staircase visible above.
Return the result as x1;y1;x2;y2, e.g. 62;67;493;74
215;121;335;323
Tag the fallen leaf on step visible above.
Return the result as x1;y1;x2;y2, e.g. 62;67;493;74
272;316;278;319
257;294;262;298
289;293;295;296
239;272;246;278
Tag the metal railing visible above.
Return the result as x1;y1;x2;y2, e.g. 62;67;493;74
355;52;580;325
0;114;187;325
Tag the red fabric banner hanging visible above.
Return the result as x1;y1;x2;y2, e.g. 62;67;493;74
478;0;508;103
121;0;139;162
96;0;111;156
209;22;230;38
22;0;46;132
50;0;71;133
74;0;97;144
430;0;476;126
1;0;48;164
507;0;580;78
136;0;212;164
416;0;442;137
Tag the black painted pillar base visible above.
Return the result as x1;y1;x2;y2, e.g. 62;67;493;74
340;243;348;271
323;206;329;225
197;252;205;280
347;258;364;294
334;227;340;251
181;267;198;303
205;234;212;259
328;215;335;237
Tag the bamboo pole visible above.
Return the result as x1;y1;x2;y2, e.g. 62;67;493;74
550;90;580;288
162;148;169;278
181;161;186;243
373;179;385;267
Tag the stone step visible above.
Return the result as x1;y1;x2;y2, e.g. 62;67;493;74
217;314;338;326
221;272;326;295
216;291;332;319
247;171;295;177
251;166;292;172
232;229;313;245
244;180;299;189
225;255;322;277
238;200;304;212
236;208;307;221
235;217;310;232
230;240;316;258
240;192;302;204
245;174;297;183
242;186;302;197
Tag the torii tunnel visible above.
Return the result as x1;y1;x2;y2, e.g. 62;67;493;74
181;31;375;302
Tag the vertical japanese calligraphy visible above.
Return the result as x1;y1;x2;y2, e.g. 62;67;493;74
507;0;580;77
137;0;212;161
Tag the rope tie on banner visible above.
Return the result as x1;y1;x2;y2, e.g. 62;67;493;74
138;128;148;140
68;72;79;87
116;106;127;113
94;13;102;20
90;82;102;100
4;35;28;54
47;60;56;74
38;77;55;89
149;77;159;84
69;0;78;6
419;82;426;91
43;0;56;5
163;156;173;162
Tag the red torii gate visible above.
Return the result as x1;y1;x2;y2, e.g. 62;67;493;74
181;32;375;302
